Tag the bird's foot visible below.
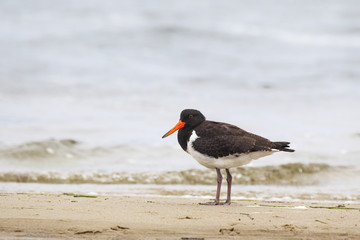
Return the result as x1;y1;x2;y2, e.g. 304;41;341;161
222;200;231;205
199;200;231;206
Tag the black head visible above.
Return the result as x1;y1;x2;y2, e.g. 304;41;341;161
162;109;206;138
179;109;206;129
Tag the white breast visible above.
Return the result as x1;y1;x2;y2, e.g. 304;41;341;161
186;130;275;169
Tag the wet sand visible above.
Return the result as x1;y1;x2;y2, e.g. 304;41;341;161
0;193;359;239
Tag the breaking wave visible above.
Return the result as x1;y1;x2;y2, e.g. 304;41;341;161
0;163;349;186
0;139;83;160
0;139;357;187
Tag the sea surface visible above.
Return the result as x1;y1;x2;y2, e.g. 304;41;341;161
1;0;360;202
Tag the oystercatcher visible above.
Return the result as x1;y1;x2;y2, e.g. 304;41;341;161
162;109;294;205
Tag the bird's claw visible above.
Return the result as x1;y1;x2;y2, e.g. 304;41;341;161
199;200;231;205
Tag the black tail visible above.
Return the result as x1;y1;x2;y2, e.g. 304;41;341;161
272;141;295;152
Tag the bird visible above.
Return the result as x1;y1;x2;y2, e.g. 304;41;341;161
162;109;294;205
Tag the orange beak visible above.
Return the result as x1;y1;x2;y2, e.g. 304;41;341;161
162;120;185;138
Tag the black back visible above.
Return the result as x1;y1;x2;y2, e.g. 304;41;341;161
177;109;294;158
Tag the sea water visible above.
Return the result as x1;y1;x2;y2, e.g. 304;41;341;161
1;0;360;202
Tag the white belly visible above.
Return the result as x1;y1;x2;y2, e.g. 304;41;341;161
187;131;275;169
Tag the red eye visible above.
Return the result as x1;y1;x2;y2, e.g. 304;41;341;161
189;115;193;119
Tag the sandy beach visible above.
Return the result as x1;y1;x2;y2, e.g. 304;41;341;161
1;1;360;239
0;193;359;239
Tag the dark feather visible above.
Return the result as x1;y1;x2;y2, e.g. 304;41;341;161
192;121;283;158
271;141;295;152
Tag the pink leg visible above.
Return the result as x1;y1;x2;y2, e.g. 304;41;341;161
223;169;232;205
199;168;222;205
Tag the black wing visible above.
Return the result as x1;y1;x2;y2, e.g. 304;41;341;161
192;121;275;158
